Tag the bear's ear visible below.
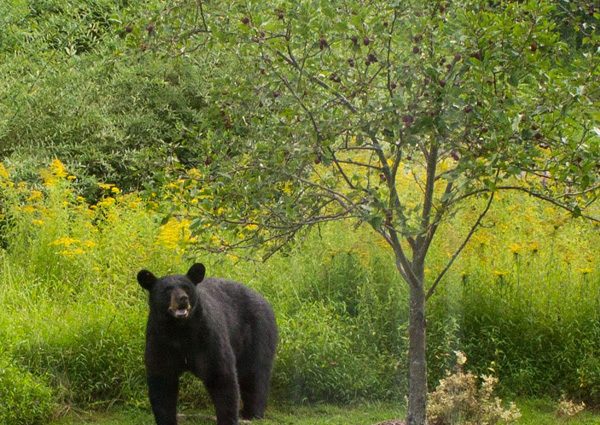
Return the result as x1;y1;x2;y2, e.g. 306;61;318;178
137;270;157;290
187;263;206;285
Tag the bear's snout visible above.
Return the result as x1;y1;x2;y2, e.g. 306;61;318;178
168;288;192;319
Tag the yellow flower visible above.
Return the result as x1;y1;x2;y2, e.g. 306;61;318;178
509;243;522;255
32;219;45;226
82;240;97;248
528;241;540;253
21;205;36;214
245;224;258;231
128;199;141;209
156;218;195;249
50;159;67;178
493;270;509;277
187;168;202;179
67;175;76;181
282;182;293;195
60;248;85;257
97;197;116;207
50;237;78;247
28;190;43;202
0;164;9;180
111;187;121;194
578;267;593;275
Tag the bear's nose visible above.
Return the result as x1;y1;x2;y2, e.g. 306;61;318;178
178;294;189;304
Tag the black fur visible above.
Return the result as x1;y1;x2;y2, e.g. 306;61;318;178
137;264;278;425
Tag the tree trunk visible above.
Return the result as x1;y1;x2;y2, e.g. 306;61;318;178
406;272;427;425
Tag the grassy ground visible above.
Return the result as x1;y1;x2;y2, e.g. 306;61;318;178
517;399;600;425
51;403;403;425
50;400;600;425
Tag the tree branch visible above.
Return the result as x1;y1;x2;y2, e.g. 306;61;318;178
452;185;599;223
426;189;496;300
273;50;358;113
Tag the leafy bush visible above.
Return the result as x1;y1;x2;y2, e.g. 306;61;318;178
0;356;54;425
13;308;146;407
274;301;397;403
577;355;600;406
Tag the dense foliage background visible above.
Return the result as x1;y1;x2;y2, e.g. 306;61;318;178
0;1;598;424
0;161;597;423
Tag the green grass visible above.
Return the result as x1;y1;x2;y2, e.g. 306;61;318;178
49;400;600;425
517;399;600;425
50;403;404;425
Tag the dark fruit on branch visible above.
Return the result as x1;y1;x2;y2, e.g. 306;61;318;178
402;115;414;126
319;37;328;50
366;53;378;64
530;41;537;52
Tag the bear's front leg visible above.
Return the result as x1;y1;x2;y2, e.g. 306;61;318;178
205;370;240;425
148;375;179;425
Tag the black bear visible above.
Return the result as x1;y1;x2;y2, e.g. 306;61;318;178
137;263;278;425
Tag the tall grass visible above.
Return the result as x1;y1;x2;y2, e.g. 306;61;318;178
0;161;598;424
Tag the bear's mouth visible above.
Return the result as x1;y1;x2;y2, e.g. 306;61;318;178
169;305;191;319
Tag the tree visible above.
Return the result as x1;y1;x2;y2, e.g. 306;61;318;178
148;1;599;424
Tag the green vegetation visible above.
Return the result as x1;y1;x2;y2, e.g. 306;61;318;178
0;162;597;423
50;404;404;425
0;0;598;424
48;401;600;425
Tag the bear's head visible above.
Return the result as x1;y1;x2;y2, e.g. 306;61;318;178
137;263;206;320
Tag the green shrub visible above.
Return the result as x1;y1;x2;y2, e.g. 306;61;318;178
274;301;398;403
0;357;54;425
577;354;600;406
13;307;147;407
